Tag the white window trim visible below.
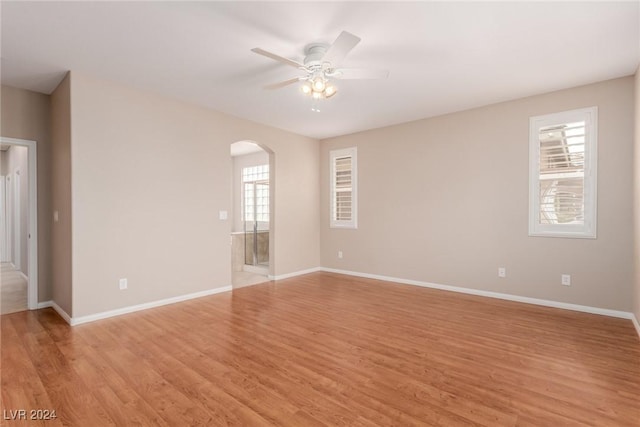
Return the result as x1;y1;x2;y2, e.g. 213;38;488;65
330;147;357;229
528;106;598;238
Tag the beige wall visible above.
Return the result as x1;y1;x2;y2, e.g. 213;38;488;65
1;85;52;302
3;70;634;321
321;77;634;312
634;67;640;324
50;74;73;315
3;145;29;275
69;72;319;317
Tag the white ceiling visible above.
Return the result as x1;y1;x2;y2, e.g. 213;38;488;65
2;2;638;140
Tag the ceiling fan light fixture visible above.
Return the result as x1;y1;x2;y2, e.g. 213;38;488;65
324;84;337;98
312;76;326;92
301;76;337;100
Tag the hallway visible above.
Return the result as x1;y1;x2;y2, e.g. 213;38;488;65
1;262;27;314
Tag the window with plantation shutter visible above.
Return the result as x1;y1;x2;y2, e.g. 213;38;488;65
330;147;357;229
529;107;597;238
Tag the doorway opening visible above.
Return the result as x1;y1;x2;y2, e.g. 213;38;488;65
230;141;274;288
0;137;38;313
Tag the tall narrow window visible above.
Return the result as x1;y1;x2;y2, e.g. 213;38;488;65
330;147;357;229
529;107;597;238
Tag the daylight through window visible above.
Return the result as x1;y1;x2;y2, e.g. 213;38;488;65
529;107;597;238
243;164;269;223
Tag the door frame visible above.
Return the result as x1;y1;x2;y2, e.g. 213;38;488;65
0;176;7;262
1;137;38;310
3;174;13;264
13;168;21;271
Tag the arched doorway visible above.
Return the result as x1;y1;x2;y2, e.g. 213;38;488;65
230;141;274;288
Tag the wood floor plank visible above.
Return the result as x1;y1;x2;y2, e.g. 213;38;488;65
2;272;639;426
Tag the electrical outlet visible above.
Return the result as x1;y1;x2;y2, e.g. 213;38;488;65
498;267;506;278
561;274;571;286
119;278;128;290
338;251;343;259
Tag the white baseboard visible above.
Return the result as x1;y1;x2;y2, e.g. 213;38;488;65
70;285;232;326
52;301;72;324
321;267;635;320
37;300;53;309
37;286;231;326
269;267;322;281
36;300;72;324
632;314;640;340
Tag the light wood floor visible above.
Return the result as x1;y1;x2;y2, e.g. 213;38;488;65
2;272;639;426
1;262;27;314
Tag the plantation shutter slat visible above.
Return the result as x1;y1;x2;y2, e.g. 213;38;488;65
334;155;352;221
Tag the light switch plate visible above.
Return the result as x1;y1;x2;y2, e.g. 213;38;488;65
219;210;228;220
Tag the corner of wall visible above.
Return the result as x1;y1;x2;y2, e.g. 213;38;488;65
50;71;73;317
633;65;640;338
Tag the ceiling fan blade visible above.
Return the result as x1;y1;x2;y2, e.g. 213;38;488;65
251;48;305;69
332;68;389;79
264;77;304;90
322;31;361;67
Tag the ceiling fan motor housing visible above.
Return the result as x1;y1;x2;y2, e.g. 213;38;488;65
303;43;330;70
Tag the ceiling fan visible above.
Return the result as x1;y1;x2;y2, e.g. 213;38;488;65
251;31;389;100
